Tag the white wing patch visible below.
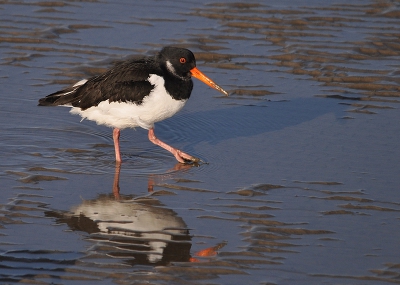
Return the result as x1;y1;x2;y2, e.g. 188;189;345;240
73;79;88;87
57;79;88;106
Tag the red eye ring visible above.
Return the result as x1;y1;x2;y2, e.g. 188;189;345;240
180;57;186;64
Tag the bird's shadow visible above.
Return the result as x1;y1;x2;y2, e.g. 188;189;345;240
156;96;344;146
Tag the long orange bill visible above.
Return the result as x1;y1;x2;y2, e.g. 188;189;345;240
190;67;228;96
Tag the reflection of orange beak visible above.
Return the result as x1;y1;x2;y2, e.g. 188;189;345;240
190;67;228;96
189;242;227;263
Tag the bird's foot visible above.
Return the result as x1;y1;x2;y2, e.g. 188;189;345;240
174;149;207;166
147;129;207;165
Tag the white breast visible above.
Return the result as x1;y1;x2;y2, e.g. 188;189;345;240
70;74;187;130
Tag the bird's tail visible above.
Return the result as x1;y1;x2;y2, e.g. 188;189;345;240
38;79;87;106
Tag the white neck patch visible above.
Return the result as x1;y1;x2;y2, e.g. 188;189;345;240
166;60;186;80
166;60;176;75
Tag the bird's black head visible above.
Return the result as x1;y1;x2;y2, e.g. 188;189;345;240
158;47;196;80
158;46;229;96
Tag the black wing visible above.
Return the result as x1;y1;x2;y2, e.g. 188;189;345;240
38;56;162;110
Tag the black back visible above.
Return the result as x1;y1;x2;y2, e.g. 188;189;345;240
38;47;196;110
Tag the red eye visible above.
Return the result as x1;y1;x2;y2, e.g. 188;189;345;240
180;57;186;64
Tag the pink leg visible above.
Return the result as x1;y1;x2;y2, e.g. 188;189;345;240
113;161;121;200
113;128;122;162
148;128;199;163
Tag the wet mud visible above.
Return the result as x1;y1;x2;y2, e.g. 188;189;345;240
1;0;400;284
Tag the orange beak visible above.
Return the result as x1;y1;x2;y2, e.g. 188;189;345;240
190;67;228;96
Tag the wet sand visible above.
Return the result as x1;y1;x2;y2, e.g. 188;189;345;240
1;0;400;284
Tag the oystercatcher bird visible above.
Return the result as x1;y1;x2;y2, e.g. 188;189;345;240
38;47;228;163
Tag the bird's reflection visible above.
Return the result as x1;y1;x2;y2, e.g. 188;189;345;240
47;162;225;266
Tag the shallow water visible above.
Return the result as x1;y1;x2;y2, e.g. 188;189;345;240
1;0;400;284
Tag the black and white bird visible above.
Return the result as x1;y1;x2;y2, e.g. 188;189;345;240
38;47;228;163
